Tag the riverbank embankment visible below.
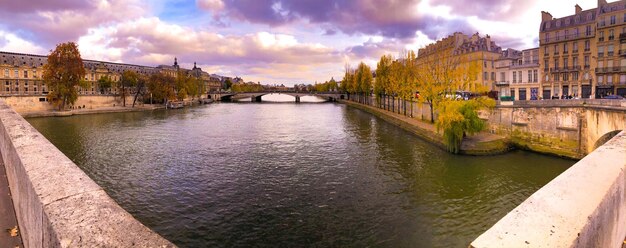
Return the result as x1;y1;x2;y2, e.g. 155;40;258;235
21;104;165;118
339;99;511;156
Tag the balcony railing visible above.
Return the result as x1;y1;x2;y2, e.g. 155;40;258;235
541;32;594;44
572;49;579;53
599;37;605;42
608;51;615;56
594;67;626;73
598;52;604;57
620;33;626;42
584;48;591;52
584;65;590;69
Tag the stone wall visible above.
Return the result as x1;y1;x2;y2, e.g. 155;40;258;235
1;95;134;113
487;100;626;158
0;99;174;247
471;130;626;248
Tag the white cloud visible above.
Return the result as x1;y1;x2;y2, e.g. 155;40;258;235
0;31;47;54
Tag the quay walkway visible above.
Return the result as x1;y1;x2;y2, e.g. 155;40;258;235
0;153;22;247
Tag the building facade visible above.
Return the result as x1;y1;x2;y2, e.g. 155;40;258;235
539;5;597;99
595;0;626;97
0;51;225;98
540;0;626;99
417;32;503;92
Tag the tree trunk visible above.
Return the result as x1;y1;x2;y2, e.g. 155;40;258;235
429;102;435;123
132;87;142;108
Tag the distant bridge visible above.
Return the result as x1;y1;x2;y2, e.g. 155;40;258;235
208;91;346;102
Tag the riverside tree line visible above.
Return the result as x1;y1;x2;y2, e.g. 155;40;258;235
43;42;207;111
337;50;495;153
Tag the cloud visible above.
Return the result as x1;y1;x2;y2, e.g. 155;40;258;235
196;0;225;12
0;0;148;47
429;0;539;21
0;31;47;54
77;17;344;84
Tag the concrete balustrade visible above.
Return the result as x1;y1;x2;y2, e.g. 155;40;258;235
471;130;626;248
0;99;174;247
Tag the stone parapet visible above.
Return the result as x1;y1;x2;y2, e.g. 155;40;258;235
0;99;175;247
471;130;626;248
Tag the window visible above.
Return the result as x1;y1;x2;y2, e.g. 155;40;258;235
23;70;28;78
611;15;616;25
554;44;559;54
484;61;487;68
573;72;579;81
609;29;615;40
585;55;590;66
544;46;549;55
599;75;604;84
533;70;538;82
599;46;605;57
573;57;579;67
554;58;559;69
4;69;8;77
563;73;569;81
608;45;615;56
621;75;626;83
500;72;505;81
564;58;569;68
573;42;578;52
563;43;568;53
483;72;488;80
585;40;590;51
513;71;517;83
544;59;549;70
528;70;532;83
32;69;37;78
555;73;560;81
491;72;495;80
599;31;605;41
518;71;522;82
586;25;592;36
608;75;613;84
14;70;18;78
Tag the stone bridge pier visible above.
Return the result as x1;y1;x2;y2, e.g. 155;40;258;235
485;99;626;158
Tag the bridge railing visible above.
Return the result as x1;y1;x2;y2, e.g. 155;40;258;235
0;99;174;247
470;130;626;248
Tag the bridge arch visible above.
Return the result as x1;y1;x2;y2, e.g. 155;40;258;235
593;130;623;150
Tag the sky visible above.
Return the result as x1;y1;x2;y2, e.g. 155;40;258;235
0;0;599;85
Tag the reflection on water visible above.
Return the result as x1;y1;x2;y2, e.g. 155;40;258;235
27;101;574;247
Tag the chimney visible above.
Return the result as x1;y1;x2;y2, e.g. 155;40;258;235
598;0;607;7
575;4;582;14
541;11;553;22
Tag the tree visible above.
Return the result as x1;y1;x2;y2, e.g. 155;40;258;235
415;50;462;122
120;70;139;107
435;97;495;153
97;75;113;95
42;42;86;111
375;55;392;107
147;72;176;104
132;74;147;107
223;79;233;90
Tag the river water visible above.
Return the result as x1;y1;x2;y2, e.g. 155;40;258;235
27;95;574;247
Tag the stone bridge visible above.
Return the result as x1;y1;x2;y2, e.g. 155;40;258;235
486;99;626;158
208;91;346;102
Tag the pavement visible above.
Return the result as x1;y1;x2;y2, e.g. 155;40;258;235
0;155;22;248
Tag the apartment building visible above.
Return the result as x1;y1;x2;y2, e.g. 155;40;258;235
539;5;597;99
595;0;626;97
417;32;503;92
